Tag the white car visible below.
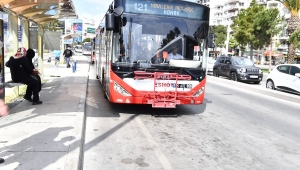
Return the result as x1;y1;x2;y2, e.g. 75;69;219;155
266;64;300;94
83;46;92;56
207;57;216;74
74;45;83;53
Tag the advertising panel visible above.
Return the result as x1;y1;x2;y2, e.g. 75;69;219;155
2;13;14;58
65;19;83;34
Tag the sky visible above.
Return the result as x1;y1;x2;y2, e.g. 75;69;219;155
72;0;114;23
72;0;196;23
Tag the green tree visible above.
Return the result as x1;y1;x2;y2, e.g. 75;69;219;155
289;28;300;48
275;0;300;63
231;0;265;58
253;8;284;70
43;20;63;31
82;38;91;43
229;37;239;50
211;25;227;48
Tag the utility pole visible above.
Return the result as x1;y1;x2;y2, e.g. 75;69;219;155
269;34;272;72
225;22;230;56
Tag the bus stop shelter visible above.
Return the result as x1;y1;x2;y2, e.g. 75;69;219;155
0;0;78;99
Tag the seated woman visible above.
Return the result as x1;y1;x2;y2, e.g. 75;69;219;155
6;48;42;105
26;48;42;93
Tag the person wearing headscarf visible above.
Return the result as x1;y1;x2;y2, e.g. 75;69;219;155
26;48;42;92
5;47;42;105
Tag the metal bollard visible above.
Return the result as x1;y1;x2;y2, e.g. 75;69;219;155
72;60;77;72
74;60;77;70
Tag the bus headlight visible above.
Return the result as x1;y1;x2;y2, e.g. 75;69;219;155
114;82;132;96
193;87;205;97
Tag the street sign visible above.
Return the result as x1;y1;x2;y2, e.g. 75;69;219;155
87;27;95;34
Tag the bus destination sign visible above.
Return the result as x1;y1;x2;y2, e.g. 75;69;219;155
124;0;205;20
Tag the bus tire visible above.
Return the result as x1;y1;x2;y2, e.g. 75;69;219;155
96;75;99;79
104;93;108;99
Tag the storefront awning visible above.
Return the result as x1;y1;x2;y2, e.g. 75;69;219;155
62;33;81;39
265;50;283;57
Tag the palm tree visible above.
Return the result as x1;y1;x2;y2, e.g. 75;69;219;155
275;0;300;63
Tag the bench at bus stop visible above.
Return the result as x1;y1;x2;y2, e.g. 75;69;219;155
4;80;24;96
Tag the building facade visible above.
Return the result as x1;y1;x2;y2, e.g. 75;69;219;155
197;0;291;59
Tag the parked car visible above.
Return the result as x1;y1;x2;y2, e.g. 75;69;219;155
266;64;300;94
213;56;263;84
83;45;92;56
207;57;216;74
74;45;83;53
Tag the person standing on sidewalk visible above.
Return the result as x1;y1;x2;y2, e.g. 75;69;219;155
63;46;73;68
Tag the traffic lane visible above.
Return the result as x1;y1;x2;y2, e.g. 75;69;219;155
84;72;300;170
207;73;267;85
208;73;300;96
208;75;300;104
141;81;300;170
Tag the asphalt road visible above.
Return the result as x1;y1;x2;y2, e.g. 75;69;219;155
82;64;300;170
207;72;268;89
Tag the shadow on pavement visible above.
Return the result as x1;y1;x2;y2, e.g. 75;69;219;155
0;127;77;170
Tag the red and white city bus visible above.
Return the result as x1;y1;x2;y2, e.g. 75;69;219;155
95;0;210;108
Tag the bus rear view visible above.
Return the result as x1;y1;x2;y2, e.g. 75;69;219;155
95;0;210;108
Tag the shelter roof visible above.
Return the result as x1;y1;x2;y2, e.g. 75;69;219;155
0;0;78;25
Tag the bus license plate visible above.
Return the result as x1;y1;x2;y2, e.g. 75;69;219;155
177;84;192;89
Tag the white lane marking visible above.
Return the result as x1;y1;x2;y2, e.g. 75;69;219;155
135;116;173;170
49;88;54;93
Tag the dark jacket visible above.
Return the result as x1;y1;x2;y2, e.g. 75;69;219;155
5;56;34;82
63;49;73;58
26;48;35;69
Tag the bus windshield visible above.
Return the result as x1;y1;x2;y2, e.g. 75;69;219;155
115;14;207;68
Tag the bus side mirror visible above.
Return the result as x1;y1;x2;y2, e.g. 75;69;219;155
106;13;115;30
113;6;123;17
105;6;123;30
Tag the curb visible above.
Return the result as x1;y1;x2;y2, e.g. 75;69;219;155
64;62;89;170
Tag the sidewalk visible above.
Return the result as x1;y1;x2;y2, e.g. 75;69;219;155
0;56;90;170
255;64;275;69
